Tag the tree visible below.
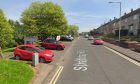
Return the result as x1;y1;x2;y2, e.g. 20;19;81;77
0;9;14;58
9;20;24;44
89;30;94;36
68;25;79;37
21;2;68;37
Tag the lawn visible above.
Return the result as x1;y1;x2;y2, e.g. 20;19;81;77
0;60;34;84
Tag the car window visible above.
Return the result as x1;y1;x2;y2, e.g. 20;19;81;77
19;46;26;50
45;39;56;43
25;47;36;52
44;39;50;42
50;39;56;43
34;46;45;52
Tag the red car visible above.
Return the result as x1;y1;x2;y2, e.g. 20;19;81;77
94;38;104;45
14;44;54;63
41;39;65;50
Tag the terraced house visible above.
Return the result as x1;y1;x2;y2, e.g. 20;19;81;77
96;8;140;36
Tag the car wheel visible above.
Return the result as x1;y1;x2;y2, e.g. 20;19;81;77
15;55;20;60
39;58;46;63
56;46;63;50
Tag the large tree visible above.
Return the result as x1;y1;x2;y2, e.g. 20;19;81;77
9;20;24;38
9;20;24;44
21;2;68;37
68;25;79;37
0;9;14;58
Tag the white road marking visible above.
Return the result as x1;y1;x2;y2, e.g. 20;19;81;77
73;50;88;71
49;66;64;84
104;46;140;67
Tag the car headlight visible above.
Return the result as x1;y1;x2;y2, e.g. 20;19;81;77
45;54;52;57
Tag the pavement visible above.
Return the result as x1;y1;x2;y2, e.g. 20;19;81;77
54;37;140;84
103;42;140;62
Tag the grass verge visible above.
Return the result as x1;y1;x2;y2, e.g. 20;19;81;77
2;47;15;53
0;60;34;84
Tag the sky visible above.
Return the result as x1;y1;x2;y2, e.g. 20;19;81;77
0;0;140;32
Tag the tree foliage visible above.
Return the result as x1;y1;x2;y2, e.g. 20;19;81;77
9;20;24;38
9;20;24;45
68;25;79;37
0;9;14;48
21;2;68;37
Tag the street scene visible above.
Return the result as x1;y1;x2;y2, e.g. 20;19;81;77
0;0;140;84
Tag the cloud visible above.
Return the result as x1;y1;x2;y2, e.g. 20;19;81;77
65;11;113;19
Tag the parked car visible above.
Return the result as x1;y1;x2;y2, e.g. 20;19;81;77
88;36;94;40
85;34;88;38
41;38;65;50
60;36;73;41
93;38;104;45
14;44;54;63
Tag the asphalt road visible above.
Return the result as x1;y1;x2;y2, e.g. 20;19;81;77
55;37;140;84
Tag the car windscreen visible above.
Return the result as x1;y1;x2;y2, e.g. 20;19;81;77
45;39;57;43
34;46;45;52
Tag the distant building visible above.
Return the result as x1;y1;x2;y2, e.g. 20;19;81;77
96;8;140;36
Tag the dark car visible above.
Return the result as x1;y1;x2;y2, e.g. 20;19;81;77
60;36;73;41
41;39;65;50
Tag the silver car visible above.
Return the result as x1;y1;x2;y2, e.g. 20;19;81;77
88;36;94;40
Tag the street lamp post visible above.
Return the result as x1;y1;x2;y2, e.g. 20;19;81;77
108;2;122;42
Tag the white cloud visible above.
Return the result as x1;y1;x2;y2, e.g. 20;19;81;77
65;11;114;19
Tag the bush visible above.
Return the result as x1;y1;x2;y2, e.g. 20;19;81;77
15;38;24;45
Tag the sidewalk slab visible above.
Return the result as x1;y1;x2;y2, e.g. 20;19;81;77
104;42;140;62
31;63;55;84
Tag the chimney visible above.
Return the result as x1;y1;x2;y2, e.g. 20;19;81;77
124;12;126;15
114;17;116;20
131;8;133;12
110;19;112;22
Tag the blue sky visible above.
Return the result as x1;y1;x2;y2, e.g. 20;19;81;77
0;0;140;32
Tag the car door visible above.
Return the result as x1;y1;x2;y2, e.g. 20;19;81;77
23;47;35;60
18;46;28;59
49;40;57;49
42;39;51;49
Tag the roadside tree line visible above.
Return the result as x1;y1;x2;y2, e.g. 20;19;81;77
0;1;79;58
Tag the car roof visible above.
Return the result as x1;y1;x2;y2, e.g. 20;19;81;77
17;44;36;48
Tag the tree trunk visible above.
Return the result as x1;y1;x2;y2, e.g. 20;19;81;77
0;47;3;59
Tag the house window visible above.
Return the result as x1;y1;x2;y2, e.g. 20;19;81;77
125;18;127;22
133;15;137;20
114;23;116;26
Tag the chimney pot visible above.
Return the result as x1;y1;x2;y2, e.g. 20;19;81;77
131;8;133;12
124;12;126;15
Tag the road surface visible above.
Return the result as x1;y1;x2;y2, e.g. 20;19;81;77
54;37;140;84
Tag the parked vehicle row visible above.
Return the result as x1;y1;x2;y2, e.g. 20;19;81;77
60;36;73;41
14;36;74;63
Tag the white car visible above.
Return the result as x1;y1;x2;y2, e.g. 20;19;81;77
88;36;94;40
